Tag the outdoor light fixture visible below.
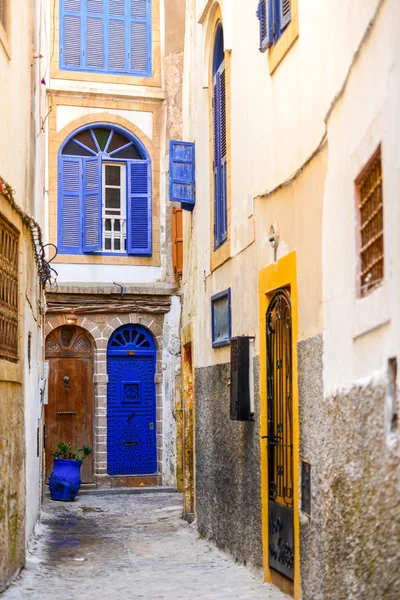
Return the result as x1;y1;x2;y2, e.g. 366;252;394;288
65;314;77;325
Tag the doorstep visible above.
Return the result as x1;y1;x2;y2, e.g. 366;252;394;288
45;485;177;497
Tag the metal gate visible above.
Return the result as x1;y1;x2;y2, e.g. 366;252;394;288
107;325;157;476
266;289;294;580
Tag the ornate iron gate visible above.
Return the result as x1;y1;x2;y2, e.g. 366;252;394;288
107;325;157;476
266;289;294;580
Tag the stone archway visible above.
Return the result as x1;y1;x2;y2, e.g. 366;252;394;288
45;325;94;483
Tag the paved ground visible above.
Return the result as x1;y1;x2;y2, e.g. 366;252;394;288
3;491;289;600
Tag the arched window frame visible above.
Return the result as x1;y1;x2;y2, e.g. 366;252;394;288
212;22;227;249
58;123;152;256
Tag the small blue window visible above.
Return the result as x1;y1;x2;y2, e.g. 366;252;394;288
169;141;195;211
211;289;231;348
58;125;152;256
60;0;152;77
257;0;291;51
212;23;228;249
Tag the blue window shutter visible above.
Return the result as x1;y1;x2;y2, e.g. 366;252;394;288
279;0;291;31
169;141;195;209
257;0;273;51
127;160;152;255
109;0;126;71
220;67;227;242
213;63;227;248
130;0;151;76
60;0;83;69
86;0;105;70
83;157;102;252
58;157;82;253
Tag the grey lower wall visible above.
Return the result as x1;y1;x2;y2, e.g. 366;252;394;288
195;359;263;568
298;334;400;600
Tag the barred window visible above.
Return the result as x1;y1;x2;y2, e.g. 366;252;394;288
357;149;384;296
0;213;19;361
0;0;7;32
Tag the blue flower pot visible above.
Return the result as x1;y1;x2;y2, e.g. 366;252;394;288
49;458;82;502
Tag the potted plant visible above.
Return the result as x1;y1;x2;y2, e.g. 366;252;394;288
49;442;92;502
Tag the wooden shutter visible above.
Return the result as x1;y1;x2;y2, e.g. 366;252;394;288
109;0;126;71
86;0;104;70
172;207;183;275
130;0;151;75
58;157;82;254
127;160;152;255
279;0;291;31
61;0;83;69
213;61;228;248
258;0;273;51
83;157;102;252
169;141;195;209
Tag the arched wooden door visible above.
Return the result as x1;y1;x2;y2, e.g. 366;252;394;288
45;326;94;483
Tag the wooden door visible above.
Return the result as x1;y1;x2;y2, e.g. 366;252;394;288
45;326;94;483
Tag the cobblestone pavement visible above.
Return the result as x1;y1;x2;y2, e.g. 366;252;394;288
3;492;290;600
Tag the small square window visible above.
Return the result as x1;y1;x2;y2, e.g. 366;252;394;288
211;289;231;348
356;148;384;296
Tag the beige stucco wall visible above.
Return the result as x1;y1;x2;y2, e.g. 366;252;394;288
323;0;400;395
0;0;46;590
181;0;331;368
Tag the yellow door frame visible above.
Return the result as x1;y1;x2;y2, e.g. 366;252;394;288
259;251;301;599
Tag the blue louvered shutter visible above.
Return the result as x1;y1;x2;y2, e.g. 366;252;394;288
130;0;151;75
61;0;83;69
169;141;195;209
213;62;227;248
58;157;82;253
257;0;273;51
86;0;105;70
109;0;126;71
127;160;152;255
83;157;102;252
280;0;291;31
219;67;227;244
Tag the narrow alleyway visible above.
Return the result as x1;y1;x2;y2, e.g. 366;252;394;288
3;492;289;600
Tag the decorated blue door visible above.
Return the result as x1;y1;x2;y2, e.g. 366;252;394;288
107;325;157;475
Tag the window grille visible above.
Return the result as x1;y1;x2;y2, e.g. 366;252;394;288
0;213;19;361
357;149;384;296
0;1;7;31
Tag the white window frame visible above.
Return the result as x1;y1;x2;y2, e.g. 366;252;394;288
102;162;127;254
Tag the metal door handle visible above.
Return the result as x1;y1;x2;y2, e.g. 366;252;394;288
57;411;77;415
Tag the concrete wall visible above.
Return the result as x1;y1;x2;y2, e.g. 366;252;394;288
195;358;263;568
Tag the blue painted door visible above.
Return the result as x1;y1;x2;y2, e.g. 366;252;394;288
107;325;157;475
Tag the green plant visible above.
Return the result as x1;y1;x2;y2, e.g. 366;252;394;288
52;441;92;462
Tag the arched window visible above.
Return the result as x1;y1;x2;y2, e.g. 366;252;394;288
58;124;152;256
212;23;227;249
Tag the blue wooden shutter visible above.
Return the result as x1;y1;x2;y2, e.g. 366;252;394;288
58;157;82;254
109;0;126;71
127;160;152;255
213;75;220;246
61;0;83;69
279;0;291;31
130;0;151;76
169;141;195;210
257;0;273;51
86;0;105;70
220;67;227;243
213;62;227;248
83;157;102;252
